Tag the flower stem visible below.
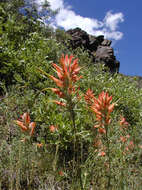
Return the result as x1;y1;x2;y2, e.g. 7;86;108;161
68;99;83;189
105;124;111;189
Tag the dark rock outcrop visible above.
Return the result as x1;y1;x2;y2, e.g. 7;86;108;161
66;27;120;73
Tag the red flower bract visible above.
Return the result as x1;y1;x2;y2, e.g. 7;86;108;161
98;151;106;157
49;54;82;97
53;100;66;107
84;88;95;105
120;116;129;127
15;113;36;136
49;125;58;132
90;91;114;123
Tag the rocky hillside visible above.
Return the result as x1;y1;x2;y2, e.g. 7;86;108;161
66;28;142;88
66;27;120;73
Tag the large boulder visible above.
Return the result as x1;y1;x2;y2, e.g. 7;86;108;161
66;27;120;73
66;27;90;49
95;46;120;73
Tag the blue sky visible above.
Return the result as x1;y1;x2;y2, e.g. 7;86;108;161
36;0;142;76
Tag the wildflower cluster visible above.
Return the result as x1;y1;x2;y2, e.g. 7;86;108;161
119;116;134;154
13;54;138;189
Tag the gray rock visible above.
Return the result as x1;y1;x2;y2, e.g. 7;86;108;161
95;46;119;73
101;39;112;46
66;28;120;73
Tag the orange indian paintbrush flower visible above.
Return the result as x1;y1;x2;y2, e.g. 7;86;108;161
53;100;66;107
85;90;114;132
84;88;96;105
15;112;36;136
91;91;114;122
50;88;64;98
49;54;82;97
120;116;129;127
98;151;106;157
49;125;58;132
36;143;43;148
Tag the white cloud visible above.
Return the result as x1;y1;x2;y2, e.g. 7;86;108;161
55;8;103;33
105;31;123;41
104;11;124;31
36;0;124;41
48;0;64;10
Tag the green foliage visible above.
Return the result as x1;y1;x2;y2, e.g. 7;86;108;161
0;0;59;87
